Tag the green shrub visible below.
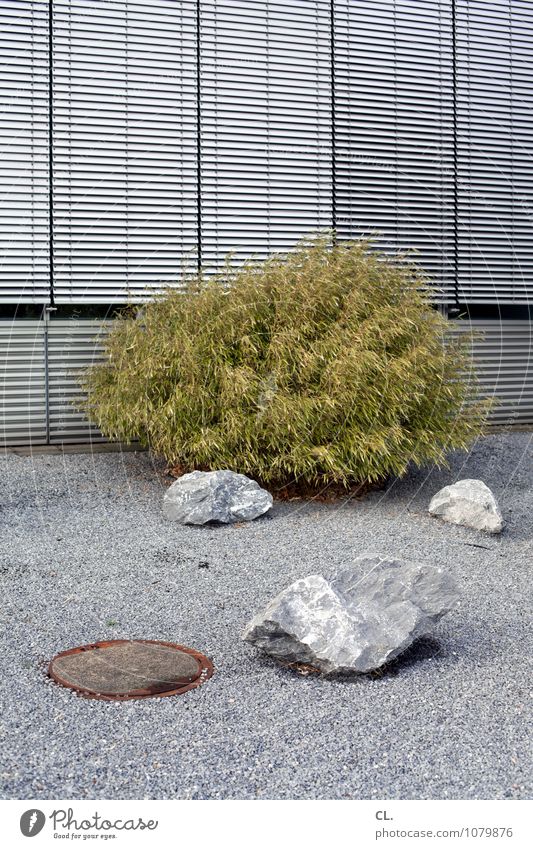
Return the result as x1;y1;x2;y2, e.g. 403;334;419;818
80;234;489;488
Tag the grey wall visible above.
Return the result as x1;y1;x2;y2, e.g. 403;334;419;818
1;1;532;445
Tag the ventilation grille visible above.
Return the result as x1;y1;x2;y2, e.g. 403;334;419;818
457;319;533;424
48;318;110;442
2;317;531;447
0;319;47;445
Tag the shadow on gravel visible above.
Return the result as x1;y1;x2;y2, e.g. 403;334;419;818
255;636;444;683
375;636;443;677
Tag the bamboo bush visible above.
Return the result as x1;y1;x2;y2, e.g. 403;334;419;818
80;234;489;488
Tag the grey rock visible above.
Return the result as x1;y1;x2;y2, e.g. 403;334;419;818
243;554;459;674
428;478;503;534
163;469;273;525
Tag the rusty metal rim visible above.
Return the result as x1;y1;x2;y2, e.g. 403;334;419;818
48;639;214;701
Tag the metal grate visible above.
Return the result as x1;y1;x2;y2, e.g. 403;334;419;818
48;318;110;443
0;316;110;447
0;318;47;445
455;319;533;425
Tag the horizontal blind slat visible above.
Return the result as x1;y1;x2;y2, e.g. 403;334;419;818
52;0;198;303
334;0;456;302
456;0;533;305
200;0;333;272
0;2;49;303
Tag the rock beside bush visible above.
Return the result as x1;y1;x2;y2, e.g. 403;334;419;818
163;469;273;525
243;554;459;674
429;479;503;534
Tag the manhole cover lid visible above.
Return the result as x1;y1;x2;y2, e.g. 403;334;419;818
48;639;213;700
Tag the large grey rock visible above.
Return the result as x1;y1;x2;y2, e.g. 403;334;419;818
243;554;459;674
428;478;503;534
163;469;273;525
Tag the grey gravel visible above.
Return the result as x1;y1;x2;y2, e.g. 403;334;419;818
429;478;504;534
163;469;273;525
0;432;531;800
243;555;460;673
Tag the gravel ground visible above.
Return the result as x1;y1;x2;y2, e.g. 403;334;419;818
0;432;531;800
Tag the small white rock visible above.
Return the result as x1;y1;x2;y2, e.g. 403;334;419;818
163;469;273;525
428;478;503;534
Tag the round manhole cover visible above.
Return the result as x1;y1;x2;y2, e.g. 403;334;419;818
48;640;213;700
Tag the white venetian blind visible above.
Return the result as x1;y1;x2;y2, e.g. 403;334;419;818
0;0;49;303
456;0;533;304
52;0;197;302
334;0;455;301
199;0;333;270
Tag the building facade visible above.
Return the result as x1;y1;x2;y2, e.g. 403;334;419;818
1;0;532;445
